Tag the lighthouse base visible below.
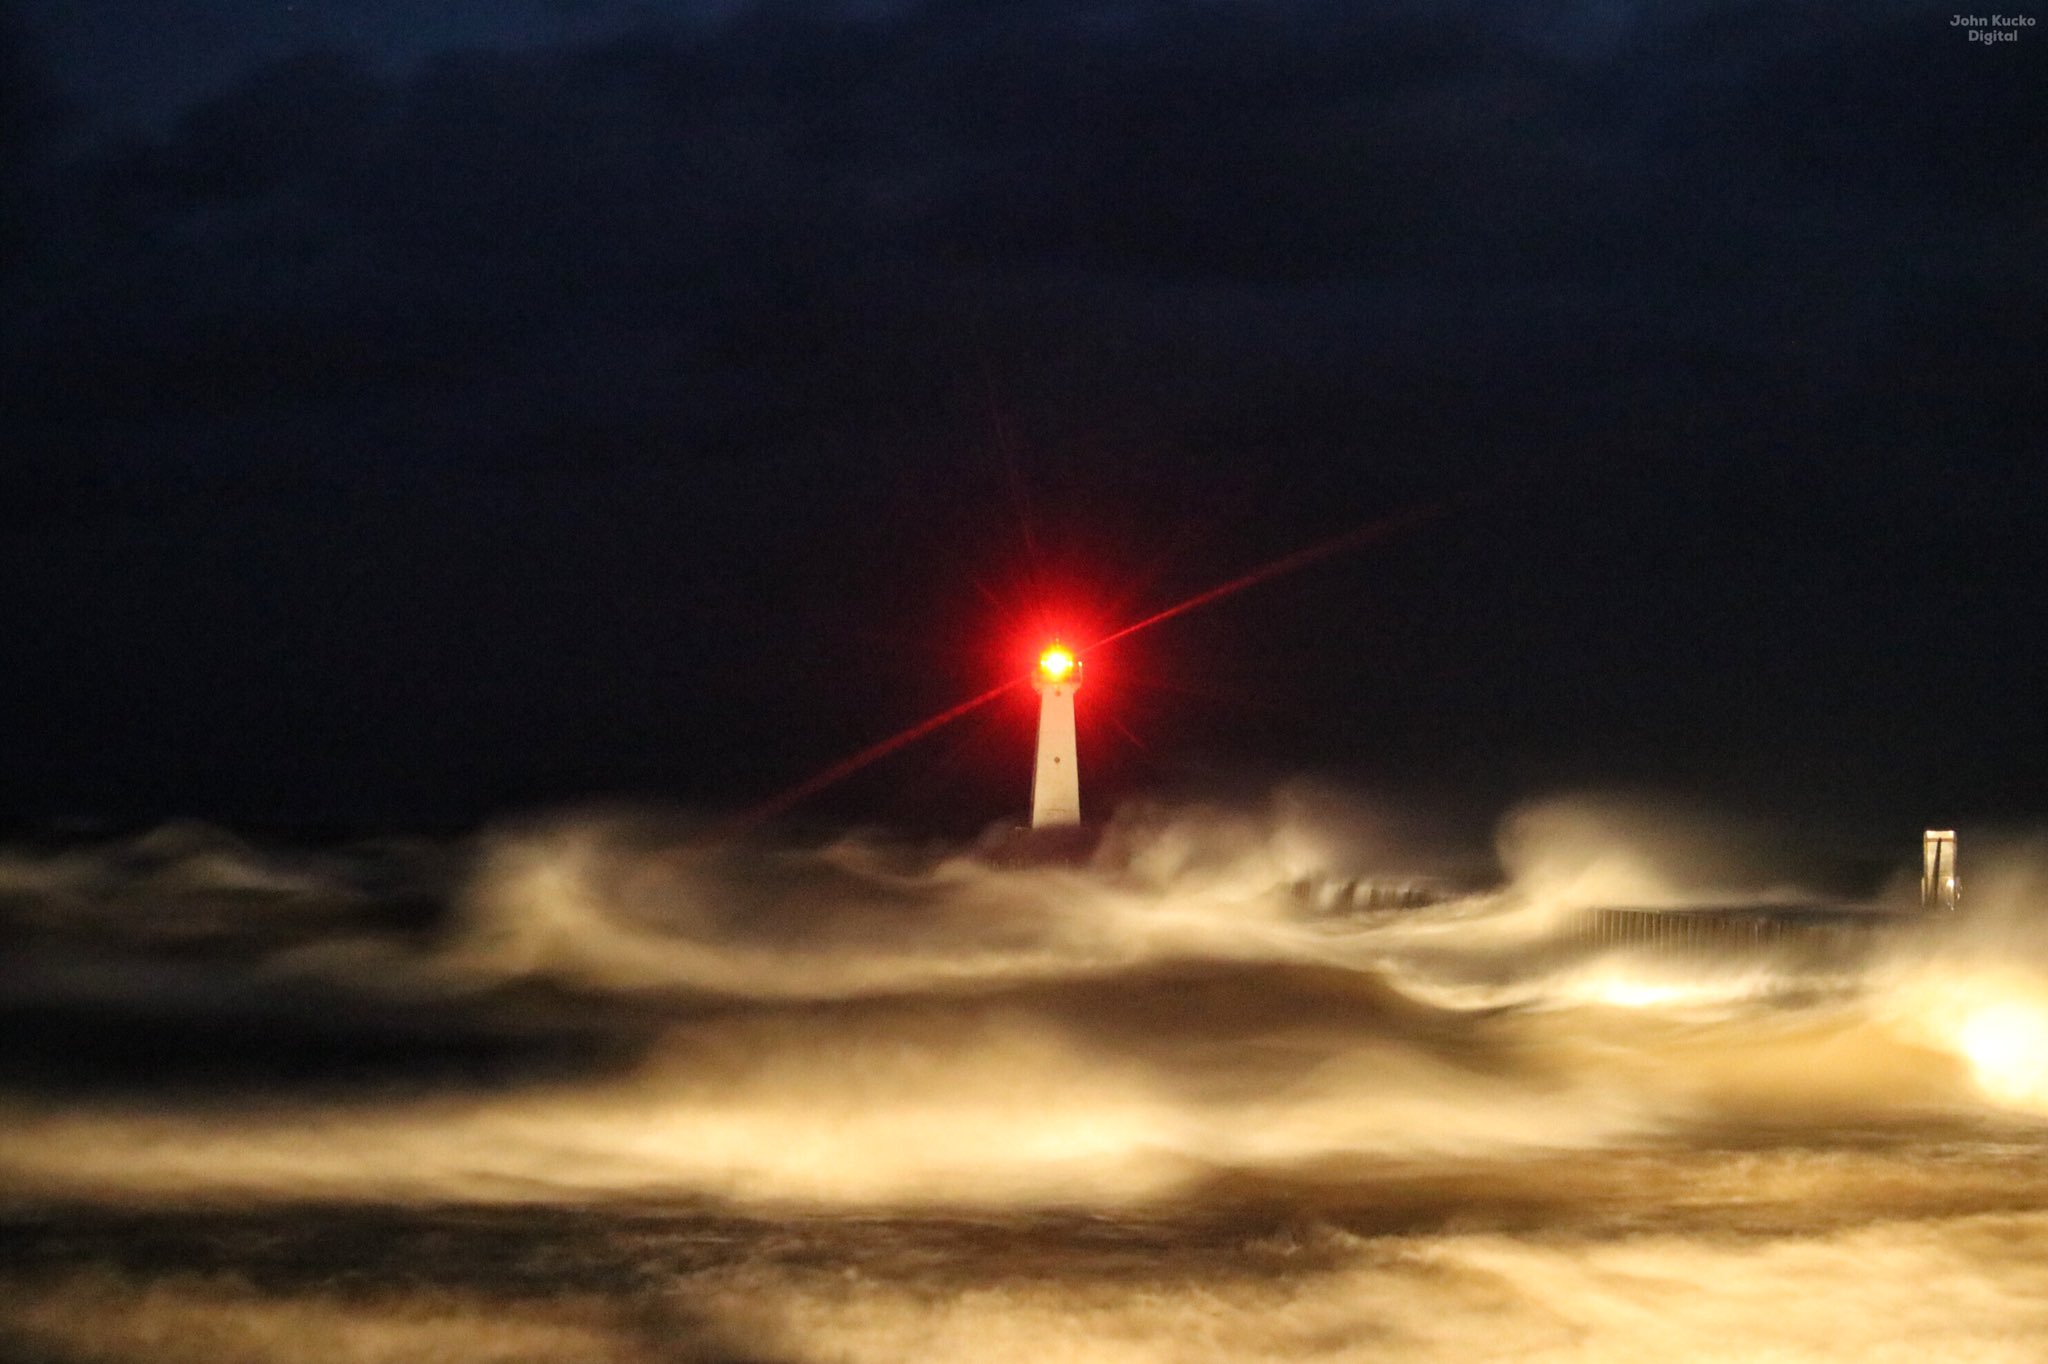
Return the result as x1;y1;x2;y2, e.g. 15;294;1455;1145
974;819;1103;868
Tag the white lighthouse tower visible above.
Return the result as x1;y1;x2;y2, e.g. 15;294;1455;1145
1922;829;1959;912
1030;643;1082;827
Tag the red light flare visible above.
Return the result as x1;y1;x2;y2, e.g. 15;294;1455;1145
1001;591;1111;691
720;677;1026;833
1037;644;1077;681
721;505;1443;835
1083;504;1442;656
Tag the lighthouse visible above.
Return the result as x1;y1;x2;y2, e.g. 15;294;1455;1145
1031;644;1082;827
1922;829;1959;912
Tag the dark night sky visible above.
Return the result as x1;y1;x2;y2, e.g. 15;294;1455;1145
1;0;2043;838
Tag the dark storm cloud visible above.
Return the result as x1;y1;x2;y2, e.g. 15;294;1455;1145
2;0;2043;827
14;2;2036;474
14;0;743;128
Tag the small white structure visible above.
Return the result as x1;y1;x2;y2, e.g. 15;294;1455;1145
1031;644;1082;827
1923;829;1959;912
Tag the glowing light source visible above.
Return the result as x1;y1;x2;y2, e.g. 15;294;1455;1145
1038;645;1076;681
729;505;1439;831
1957;999;2048;1109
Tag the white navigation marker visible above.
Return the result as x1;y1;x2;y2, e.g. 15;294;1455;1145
1031;643;1082;828
1923;829;1959;912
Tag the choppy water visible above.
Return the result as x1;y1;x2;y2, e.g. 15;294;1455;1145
6;793;2048;1362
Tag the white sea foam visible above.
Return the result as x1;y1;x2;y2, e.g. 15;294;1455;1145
6;795;2048;1359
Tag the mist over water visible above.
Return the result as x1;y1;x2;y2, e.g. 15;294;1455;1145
6;792;2048;1361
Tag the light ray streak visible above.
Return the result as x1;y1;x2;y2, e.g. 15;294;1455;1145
1078;504;1441;656
726;504;1442;832
726;679;1025;832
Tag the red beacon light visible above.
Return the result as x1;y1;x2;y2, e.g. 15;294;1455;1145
1037;644;1078;683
